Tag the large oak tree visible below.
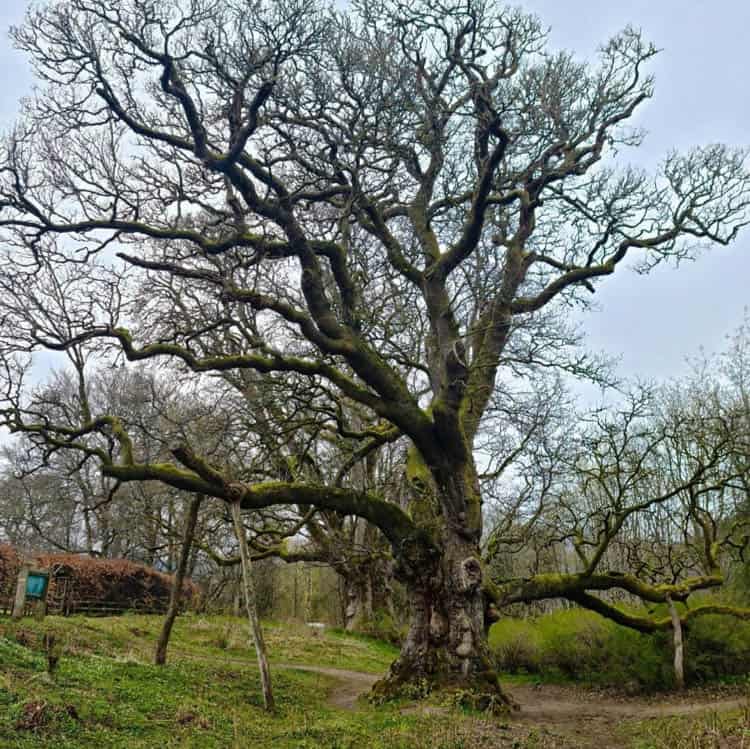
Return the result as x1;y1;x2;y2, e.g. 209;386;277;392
1;0;749;702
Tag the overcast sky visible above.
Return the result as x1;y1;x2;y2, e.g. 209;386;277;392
0;1;747;389
521;0;750;385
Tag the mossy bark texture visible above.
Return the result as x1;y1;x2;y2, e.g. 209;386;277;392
375;460;514;710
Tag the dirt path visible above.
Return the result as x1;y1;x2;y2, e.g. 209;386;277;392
283;661;750;748
163;646;749;742
162;650;381;710
278;664;379;710
509;683;749;746
279;663;749;721
273;665;749;748
511;683;749;722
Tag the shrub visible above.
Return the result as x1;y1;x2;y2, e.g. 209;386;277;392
39;553;200;613
0;545;21;601
488;618;542;674
489;606;750;692
0;544;199;614
686;615;750;683
535;610;612;679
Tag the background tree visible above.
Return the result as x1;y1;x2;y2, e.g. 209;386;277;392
486;375;750;687
154;492;202;666
0;0;749;703
0;361;228;566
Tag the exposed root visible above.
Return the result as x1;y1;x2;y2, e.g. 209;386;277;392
371;662;518;713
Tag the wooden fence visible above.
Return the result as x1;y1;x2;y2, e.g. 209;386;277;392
0;567;192;619
53;598;167;617
0;592;168;618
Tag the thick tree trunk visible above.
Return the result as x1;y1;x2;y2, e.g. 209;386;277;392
343;562;395;633
230;500;275;712
155;494;201;666
344;574;372;631
374;523;513;710
387;537;487;674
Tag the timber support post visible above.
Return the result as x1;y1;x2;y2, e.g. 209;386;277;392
230;499;275;712
667;595;685;690
12;562;30;620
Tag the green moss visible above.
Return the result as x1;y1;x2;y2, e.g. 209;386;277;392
405;447;439;526
405;447;432;487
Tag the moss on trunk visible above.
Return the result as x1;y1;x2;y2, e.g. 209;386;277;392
377;466;516;712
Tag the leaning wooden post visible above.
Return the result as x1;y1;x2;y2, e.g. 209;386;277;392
230;499;275;712
155;493;202;666
12;562;30;620
666;595;685;690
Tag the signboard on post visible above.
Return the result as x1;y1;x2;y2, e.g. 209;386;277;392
26;572;49;600
12;563;50;619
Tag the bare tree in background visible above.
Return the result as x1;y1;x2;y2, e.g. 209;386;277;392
486;381;750;685
0;362;228;565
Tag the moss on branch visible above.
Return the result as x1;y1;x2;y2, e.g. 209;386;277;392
487;570;724;609
103;460;422;551
485;571;750;634
238;482;421;549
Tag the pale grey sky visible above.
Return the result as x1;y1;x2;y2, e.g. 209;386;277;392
0;1;747;386
521;0;750;383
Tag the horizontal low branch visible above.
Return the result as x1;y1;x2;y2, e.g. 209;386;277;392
487;569;723;608
102;460;420;550
485;569;750;634
571;592;750;633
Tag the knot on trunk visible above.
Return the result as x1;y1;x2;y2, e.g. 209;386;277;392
226;483;245;502
457;556;482;593
454;611;474;657
429;608;449;643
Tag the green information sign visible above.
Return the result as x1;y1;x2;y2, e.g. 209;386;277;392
25;572;49;600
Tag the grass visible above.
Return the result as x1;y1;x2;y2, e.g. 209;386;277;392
627;707;750;749
0;613;747;748
0;613;521;748
86;613;402;674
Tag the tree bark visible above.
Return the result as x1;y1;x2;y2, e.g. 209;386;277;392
344;573;374;631
667;595;685;690
375;529;512;708
374;464;514;710
12;562;30;620
230;500;275;712
154;494;202;665
343;560;395;633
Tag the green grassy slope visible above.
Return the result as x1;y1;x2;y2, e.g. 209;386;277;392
0;613;747;748
0;614;484;748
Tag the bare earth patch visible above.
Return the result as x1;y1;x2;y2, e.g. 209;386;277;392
278;664;379;710
513;682;749;719
289;665;750;747
509;683;750;747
